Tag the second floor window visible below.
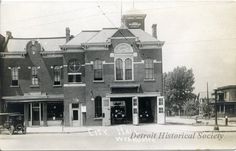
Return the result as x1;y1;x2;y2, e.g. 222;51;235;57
32;67;39;85
54;66;61;85
116;59;123;80
11;67;19;86
125;58;132;80
94;59;103;81
68;59;81;83
145;59;154;79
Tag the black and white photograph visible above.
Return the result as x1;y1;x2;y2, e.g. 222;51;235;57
0;0;236;150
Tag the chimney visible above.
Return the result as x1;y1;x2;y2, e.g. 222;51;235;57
66;27;70;42
152;24;157;39
6;31;13;39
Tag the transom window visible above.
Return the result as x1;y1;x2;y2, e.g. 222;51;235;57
145;59;154;80
53;66;61;85
68;59;81;83
32;67;39;85
11;67;19;86
94;59;103;81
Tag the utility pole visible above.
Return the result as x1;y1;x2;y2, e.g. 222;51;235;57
214;89;219;130
207;82;209;103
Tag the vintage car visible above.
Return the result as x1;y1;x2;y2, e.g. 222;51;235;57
0;113;26;135
111;106;126;124
139;110;154;123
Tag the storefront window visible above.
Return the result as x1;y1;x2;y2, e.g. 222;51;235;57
47;102;63;120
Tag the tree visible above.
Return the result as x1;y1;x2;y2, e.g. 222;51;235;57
183;99;199;117
164;66;195;116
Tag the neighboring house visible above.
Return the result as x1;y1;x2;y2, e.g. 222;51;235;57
0;11;165;126
214;85;236;117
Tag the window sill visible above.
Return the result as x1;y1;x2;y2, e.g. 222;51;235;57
93;80;104;83
114;80;134;82
144;79;156;82
64;83;86;87
10;85;20;88
30;85;40;88
53;85;62;88
94;117;103;120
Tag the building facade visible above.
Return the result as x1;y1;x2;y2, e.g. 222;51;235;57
0;12;165;126
215;85;236;117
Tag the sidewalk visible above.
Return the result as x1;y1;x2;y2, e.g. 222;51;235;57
27;126;93;134
26;123;236;134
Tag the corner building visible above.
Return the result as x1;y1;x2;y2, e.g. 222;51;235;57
0;12;165;126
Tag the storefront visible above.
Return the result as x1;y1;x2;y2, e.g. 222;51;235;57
3;93;64;126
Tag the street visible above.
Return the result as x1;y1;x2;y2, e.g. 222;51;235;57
0;123;236;150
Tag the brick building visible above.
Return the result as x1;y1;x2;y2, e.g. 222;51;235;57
0;12;165;126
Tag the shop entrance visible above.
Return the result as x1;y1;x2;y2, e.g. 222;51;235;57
110;97;132;125
32;102;41;126
71;103;80;126
138;98;154;123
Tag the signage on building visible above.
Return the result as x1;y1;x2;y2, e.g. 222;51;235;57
81;105;86;112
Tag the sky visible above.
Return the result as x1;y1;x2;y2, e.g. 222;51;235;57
0;0;236;94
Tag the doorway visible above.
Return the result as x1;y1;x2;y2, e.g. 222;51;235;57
71;103;80;126
110;97;132;125
32;102;41;126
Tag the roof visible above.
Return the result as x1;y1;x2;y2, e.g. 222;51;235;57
217;85;236;91
129;29;157;42
5;37;66;52
65;31;99;46
64;28;159;47
86;28;117;43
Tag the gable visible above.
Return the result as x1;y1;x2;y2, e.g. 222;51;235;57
112;29;135;38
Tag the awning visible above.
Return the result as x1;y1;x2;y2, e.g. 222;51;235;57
2;93;64;103
110;83;140;88
106;92;161;98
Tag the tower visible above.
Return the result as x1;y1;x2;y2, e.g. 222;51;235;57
121;9;146;31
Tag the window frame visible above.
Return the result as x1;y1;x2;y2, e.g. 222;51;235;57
94;59;103;81
68;59;82;83
94;96;102;118
125;58;132;80
31;66;39;86
11;67;19;86
115;58;123;80
144;59;154;80
53;66;62;86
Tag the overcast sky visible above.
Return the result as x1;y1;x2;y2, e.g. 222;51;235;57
1;0;236;94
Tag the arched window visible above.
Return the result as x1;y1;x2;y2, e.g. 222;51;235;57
94;59;103;81
125;58;132;80
116;59;123;80
95;96;102;118
68;59;81;82
145;59;154;79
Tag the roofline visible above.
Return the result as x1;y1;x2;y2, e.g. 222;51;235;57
8;37;66;40
81;30;100;32
217;85;236;90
